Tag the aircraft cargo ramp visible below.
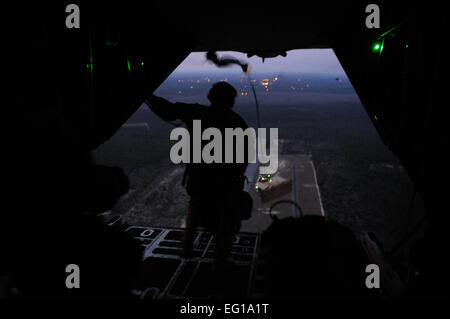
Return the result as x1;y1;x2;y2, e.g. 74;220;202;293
121;226;260;299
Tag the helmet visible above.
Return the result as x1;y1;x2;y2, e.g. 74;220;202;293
207;82;237;108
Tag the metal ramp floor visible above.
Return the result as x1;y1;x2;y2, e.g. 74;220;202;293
125;226;260;299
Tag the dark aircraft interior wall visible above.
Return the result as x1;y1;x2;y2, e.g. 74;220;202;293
331;2;448;297
6;3;193;297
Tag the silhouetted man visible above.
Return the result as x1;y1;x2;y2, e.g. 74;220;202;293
147;82;249;267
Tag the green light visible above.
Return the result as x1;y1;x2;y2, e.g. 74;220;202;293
405;44;408;48
373;39;385;55
141;61;144;66
106;40;119;47
374;115;378;121
269;179;272;183
127;59;131;72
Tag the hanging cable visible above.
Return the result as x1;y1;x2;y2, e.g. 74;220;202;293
247;74;262;129
269;200;304;220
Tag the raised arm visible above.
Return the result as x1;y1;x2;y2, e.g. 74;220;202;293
146;94;207;124
146;94;179;122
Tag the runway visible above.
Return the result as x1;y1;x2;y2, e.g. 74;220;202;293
241;154;325;233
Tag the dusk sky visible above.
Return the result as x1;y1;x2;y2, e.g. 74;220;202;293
171;49;346;75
